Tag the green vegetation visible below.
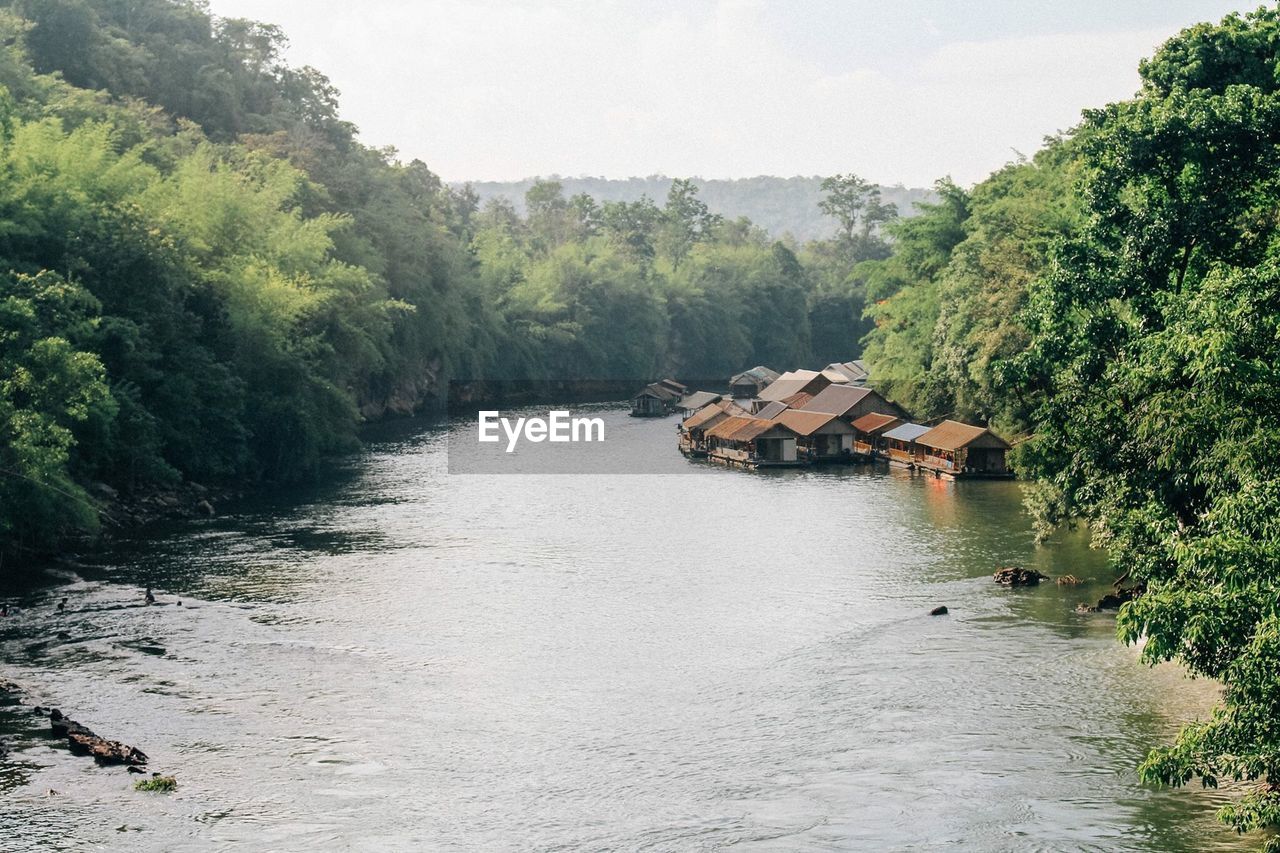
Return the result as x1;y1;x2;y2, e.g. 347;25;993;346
857;148;1083;427
857;8;1280;847
0;0;894;561
1016;11;1280;847
134;775;177;793
4;1;1280;845
466;175;933;243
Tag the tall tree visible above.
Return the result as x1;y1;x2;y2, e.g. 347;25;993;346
658;178;720;271
818;172;897;263
0;271;111;555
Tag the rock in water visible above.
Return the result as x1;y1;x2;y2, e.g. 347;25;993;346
930;605;949;616
67;732;149;766
50;709;148;766
993;566;1049;587
1079;584;1146;613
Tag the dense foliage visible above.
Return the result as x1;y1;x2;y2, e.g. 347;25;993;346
1013;10;1280;847
0;0;894;561
467;175;933;243
855;8;1280;845
857;148;1084;430
5;3;1280;845
856;8;1280;847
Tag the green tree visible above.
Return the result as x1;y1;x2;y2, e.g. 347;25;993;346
931;141;1083;431
1013;9;1280;846
658;178;720;271
599;197;661;262
818;172;898;263
525;179;571;254
858;179;970;415
0;270;111;556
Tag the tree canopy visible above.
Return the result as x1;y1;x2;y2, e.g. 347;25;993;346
0;0;897;563
2;1;1280;847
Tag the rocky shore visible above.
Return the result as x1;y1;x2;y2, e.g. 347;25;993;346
92;480;243;531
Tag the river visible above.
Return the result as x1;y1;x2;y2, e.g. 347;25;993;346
0;406;1252;851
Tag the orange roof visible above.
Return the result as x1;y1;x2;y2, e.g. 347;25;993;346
683;405;732;430
706;415;795;443
757;370;830;402
915;420;1011;451
800;384;874;416
771;410;853;437
851;412;903;435
780;391;814;409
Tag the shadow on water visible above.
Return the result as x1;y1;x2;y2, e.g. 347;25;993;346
22;416;456;605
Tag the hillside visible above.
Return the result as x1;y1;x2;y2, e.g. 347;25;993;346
461;176;935;242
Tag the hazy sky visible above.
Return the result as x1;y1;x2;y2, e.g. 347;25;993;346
207;0;1247;186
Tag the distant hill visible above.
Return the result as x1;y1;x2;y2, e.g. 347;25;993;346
458;176;936;242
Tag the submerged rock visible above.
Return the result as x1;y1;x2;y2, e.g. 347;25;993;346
993;566;1049;587
1077;584;1145;614
49;709;148;766
930;605;949;616
67;731;149;766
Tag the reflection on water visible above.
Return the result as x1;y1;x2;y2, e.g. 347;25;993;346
0;407;1254;851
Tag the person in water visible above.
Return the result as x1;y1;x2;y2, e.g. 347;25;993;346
144;587;155;605
56;597;67;611
1;604;7;617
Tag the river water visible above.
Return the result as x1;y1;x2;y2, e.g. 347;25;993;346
0;406;1253;851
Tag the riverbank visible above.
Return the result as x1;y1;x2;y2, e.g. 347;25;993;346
5;384;653;570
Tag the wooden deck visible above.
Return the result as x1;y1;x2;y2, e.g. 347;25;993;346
911;454;1015;479
707;448;806;470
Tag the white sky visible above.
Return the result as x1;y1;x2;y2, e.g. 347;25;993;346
207;0;1248;187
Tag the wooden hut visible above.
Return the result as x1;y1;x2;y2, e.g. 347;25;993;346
913;420;1013;478
631;381;681;417
658;378;688;397
882;422;932;466
756;369;832;403
754;400;789;419
850;412;904;458
678;401;738;457
779;391;815;410
822;360;870;386
704;416;802;468
799;384;910;422
729;366;780;398
771;410;858;462
675;390;722;417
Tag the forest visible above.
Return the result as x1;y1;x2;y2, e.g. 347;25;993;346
0;0;896;558
465;176;934;243
2;1;1280;845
